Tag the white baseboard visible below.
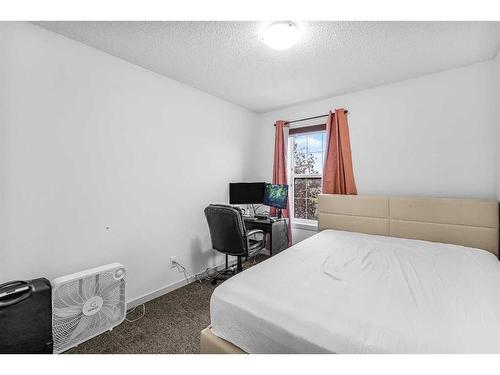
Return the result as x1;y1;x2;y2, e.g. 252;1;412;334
126;261;228;309
126;252;269;310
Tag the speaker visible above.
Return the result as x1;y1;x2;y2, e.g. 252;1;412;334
0;278;53;353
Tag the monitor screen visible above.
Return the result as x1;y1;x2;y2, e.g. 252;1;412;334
229;182;266;204
263;183;289;209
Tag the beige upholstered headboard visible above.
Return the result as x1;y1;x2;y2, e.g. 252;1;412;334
318;194;499;256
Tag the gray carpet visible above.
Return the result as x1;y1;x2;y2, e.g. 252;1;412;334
68;255;266;354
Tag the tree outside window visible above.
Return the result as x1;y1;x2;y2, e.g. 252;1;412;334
291;131;326;221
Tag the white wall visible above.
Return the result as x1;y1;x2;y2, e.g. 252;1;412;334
494;50;500;200
251;61;496;242
1;22;498;299
0;22;257;303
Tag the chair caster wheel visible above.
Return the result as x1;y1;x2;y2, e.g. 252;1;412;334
211;279;217;285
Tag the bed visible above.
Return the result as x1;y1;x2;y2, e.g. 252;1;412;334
201;194;500;354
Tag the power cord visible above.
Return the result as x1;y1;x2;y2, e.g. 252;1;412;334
172;260;202;284
125;303;146;323
124;259;201;324
202;248;264;282
202;259;237;281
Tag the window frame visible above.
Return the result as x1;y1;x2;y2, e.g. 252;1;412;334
288;129;326;225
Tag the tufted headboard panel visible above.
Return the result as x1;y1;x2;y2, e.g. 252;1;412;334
317;194;499;256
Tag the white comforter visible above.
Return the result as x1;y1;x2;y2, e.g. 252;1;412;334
210;230;500;353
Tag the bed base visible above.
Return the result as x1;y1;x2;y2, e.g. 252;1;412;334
201;195;500;354
200;327;246;354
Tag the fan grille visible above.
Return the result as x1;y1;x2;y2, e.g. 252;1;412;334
52;267;126;353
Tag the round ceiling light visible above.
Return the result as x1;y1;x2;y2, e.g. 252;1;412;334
261;21;302;50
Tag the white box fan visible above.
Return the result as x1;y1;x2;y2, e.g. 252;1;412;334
51;263;126;353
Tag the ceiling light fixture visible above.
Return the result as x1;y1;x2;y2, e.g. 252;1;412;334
261;21;302;50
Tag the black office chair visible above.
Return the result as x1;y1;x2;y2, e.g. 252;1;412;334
204;204;265;284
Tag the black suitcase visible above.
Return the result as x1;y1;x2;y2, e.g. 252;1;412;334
0;278;53;353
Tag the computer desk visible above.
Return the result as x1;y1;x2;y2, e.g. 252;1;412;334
243;217;289;256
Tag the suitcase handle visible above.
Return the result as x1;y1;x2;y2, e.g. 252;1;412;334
0;280;32;308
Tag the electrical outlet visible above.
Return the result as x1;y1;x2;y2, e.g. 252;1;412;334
169;256;177;268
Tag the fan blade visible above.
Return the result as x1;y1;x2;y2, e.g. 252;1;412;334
54;305;82;318
70;316;93;340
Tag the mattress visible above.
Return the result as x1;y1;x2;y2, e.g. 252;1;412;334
210;229;500;353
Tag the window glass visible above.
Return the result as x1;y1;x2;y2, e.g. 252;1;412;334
309;152;323;175
307;132;323;153
292;135;308;175
293;178;321;220
291;131;327;221
293;178;307;199
307;178;322;199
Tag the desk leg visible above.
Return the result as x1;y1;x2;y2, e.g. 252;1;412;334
269;231;273;257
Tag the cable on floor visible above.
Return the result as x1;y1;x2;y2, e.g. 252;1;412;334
125;303;146;323
202;251;263;282
173;260;202;283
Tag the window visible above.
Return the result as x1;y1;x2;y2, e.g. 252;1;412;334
289;130;327;222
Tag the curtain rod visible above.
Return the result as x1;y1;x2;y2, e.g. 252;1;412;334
273;110;348;126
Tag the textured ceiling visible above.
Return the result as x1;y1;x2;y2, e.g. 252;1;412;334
34;21;500;112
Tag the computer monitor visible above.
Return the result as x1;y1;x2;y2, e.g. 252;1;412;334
263;183;288;210
229;182;266;204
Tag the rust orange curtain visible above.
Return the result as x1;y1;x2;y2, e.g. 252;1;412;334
322;109;357;195
272;120;292;245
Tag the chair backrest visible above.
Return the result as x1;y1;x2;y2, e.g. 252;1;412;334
204;204;247;256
